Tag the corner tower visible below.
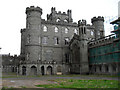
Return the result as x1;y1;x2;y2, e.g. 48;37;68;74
91;16;105;39
25;6;42;62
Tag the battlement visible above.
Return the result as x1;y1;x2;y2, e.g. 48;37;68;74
78;19;87;26
20;28;26;33
26;6;42;14
91;16;104;23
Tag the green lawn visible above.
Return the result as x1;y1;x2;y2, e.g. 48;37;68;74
36;79;119;88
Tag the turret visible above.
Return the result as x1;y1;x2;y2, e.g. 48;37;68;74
78;20;89;74
67;9;73;22
51;7;56;13
78;19;87;39
25;6;42;62
91;16;105;39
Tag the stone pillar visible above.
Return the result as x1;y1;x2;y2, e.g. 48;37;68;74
102;64;105;73
26;65;30;76
96;66;100;73
37;65;41;75
44;65;47;75
108;64;113;74
19;65;22;75
116;64;118;73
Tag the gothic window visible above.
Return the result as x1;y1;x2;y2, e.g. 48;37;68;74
81;27;86;34
98;31;100;35
91;31;94;36
42;37;48;44
43;25;47;32
56;18;60;22
65;37;69;45
74;29;78;34
64;19;68;22
65;28;69;33
54;37;59;45
27;34;30;43
65;53;69;63
54;27;58;33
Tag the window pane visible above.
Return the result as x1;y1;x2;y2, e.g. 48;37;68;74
55;27;58;32
43;25;47;32
65;28;68;33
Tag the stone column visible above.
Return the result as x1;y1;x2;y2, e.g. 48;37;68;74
102;64;105;73
44;65;47;75
96;65;100;73
108;64;113;74
26;65;30;76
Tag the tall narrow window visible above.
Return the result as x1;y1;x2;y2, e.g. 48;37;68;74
27;34;30;43
74;29;78;34
54;37;59;45
91;31;94;36
65;53;69;63
42;37;48;44
54;27;58;33
43;25;47;32
65;28;69;33
65;37;69;45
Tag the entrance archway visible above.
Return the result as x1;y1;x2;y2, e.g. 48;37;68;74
22;66;26;75
47;66;52;75
31;66;37;75
41;66;44;75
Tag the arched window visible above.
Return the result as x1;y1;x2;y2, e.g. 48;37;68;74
64;19;68;22
56;18;60;22
74;29;78;34
42;37;48;44
43;25;47;32
65;28;69;33
65;37;69;45
54;27;58;33
54;37;59;45
91;31;94;36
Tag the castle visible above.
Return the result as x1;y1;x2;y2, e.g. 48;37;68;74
4;6;119;76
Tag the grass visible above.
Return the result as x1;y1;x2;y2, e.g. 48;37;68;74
36;79;119;88
2;72;120;78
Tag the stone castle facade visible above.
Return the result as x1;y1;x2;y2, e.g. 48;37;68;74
18;6;119;76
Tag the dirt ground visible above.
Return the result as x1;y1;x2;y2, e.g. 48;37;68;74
2;79;53;88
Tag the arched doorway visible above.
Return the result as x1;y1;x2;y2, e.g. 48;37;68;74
31;66;37;75
22;66;26;75
47;66;52;75
41;66;44;75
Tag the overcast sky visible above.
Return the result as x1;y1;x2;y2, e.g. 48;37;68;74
0;0;119;55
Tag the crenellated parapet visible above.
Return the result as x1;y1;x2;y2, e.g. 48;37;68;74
26;6;42;14
78;19;87;26
91;16;104;23
47;7;73;23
